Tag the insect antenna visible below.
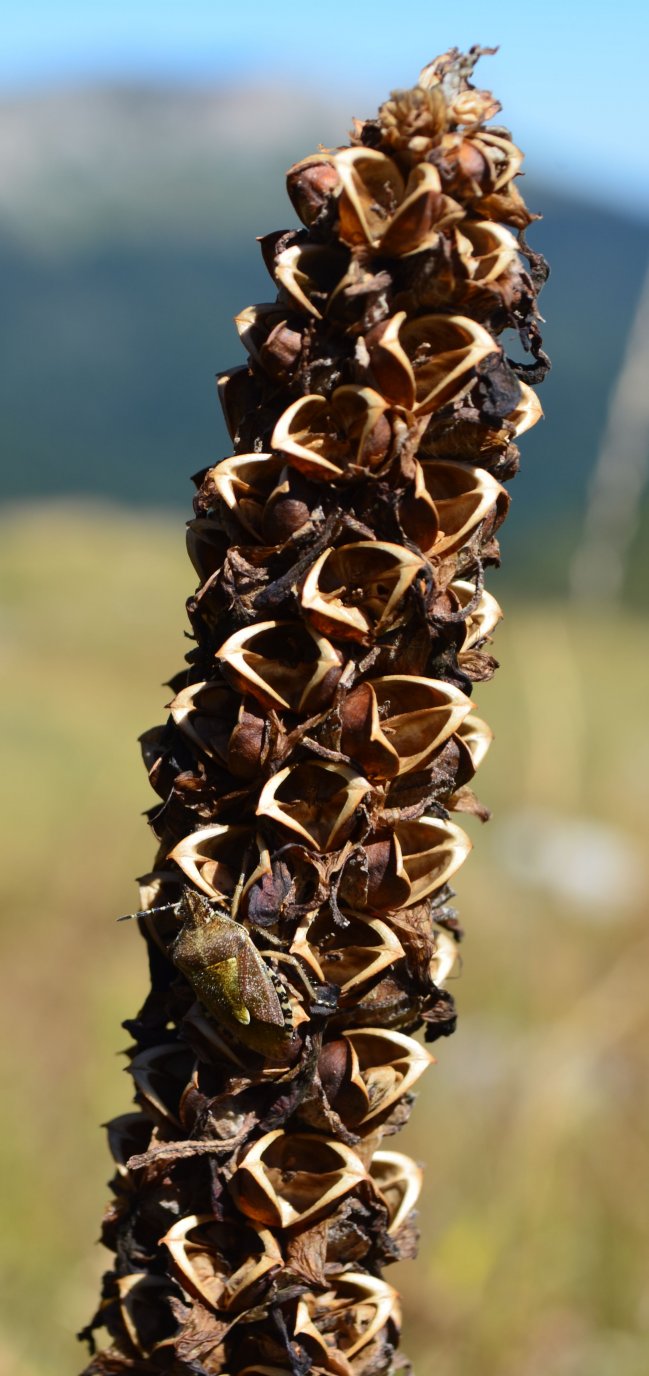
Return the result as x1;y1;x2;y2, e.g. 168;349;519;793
117;901;182;923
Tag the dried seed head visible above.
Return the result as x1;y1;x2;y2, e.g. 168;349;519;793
185;517;229;583
436;128;524;204
509;381;544;436
460;219;520;284
449;87;502;126
128;1044;193;1130
377;84;448;163
295;1272;402;1364
106;1112;151;1180
161;1214;282;1313
235;303;300;372
116;1275;178;1358
398;460;506;556
258;762;371;851
367;310;495;413
217;364;260;443
286;152;340;228
335;148;457;258
217;620;343;713
272;387;393;481
456;712;494;770
429;925;461;984
452;579;503;650
342;1028;433;1127
231;1130;367;1229
169;824;253;900
301;542;424;642
357;817;472;911
168;682;268;778
340;675;472;778
291;911;405;999
370;1150;424;1233
270;240;349;319
206;453;284;540
83;44;548;1374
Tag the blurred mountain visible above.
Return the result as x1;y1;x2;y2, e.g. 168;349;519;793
2;84;648;594
0;83;349;251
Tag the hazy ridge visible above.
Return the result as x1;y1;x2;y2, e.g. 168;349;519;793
3;84;648;594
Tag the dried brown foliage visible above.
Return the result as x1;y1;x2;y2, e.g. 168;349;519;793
81;46;548;1375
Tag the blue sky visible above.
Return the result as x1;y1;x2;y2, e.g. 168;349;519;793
4;0;649;214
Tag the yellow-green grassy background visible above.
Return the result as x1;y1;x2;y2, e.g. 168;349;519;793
1;504;648;1376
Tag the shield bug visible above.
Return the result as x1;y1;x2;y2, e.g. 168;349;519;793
171;888;290;1053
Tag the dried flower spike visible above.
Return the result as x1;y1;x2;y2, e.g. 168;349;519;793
81;45;548;1375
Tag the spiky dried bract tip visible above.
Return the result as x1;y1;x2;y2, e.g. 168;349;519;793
81;45;548;1375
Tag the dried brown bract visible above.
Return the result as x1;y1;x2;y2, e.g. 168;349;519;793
82;45;548;1375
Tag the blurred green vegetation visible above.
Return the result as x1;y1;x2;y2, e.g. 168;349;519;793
1;504;648;1376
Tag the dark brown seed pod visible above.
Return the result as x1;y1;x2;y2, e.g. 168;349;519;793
81;47;548;1375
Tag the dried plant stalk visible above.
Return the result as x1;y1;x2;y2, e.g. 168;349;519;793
81;46;548;1375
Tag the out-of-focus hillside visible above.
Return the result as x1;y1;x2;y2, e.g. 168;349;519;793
2;85;649;596
1;505;648;1376
0;84;347;249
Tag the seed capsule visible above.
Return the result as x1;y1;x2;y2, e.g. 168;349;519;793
231;1131;368;1229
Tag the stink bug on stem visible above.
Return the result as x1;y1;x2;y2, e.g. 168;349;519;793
122;888;303;1054
172;888;289;1047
